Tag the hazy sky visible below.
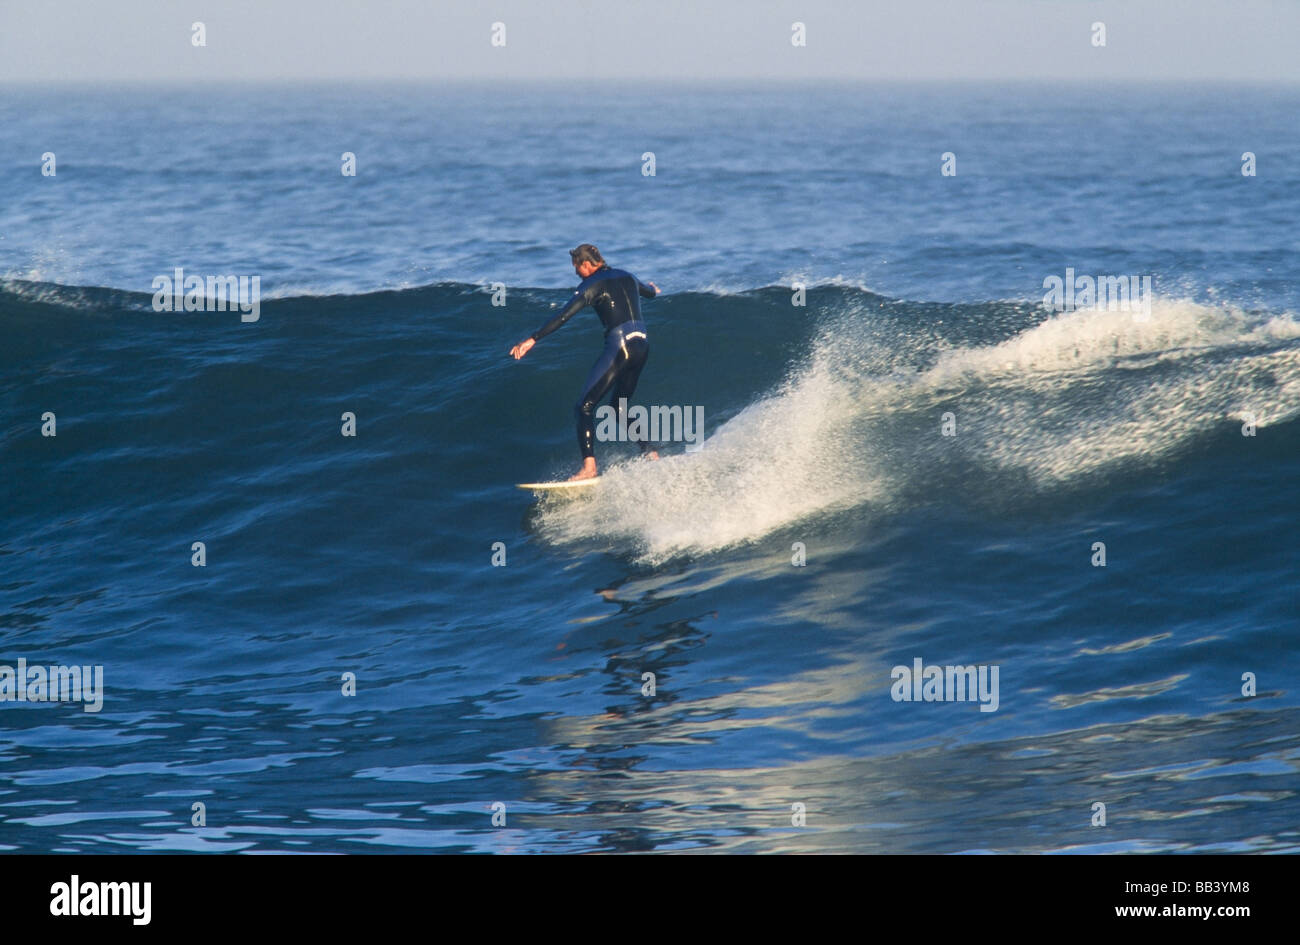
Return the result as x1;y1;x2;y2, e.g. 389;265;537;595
3;0;1298;83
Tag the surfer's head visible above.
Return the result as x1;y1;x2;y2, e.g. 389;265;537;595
570;243;605;278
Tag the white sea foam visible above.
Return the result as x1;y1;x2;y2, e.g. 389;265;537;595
537;297;1300;563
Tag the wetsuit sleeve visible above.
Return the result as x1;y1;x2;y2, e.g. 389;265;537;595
529;286;590;342
636;278;658;299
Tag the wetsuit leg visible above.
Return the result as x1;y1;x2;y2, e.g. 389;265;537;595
574;340;628;459
609;338;652;452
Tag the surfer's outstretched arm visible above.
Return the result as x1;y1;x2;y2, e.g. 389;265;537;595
510;286;591;359
530;286;591;342
637;279;659;299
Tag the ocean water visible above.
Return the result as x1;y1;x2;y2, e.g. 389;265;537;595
1;82;1298;853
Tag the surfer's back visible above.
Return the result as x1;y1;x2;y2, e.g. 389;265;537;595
583;266;654;333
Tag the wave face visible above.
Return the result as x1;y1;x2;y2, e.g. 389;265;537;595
4;278;1298;856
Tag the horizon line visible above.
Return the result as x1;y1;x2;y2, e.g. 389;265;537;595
6;75;1300;86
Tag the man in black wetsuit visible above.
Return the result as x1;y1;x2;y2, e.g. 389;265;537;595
510;244;660;480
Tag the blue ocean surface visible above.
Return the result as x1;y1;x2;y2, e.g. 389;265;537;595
1;82;1297;853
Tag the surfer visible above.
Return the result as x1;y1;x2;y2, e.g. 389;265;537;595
510;244;660;480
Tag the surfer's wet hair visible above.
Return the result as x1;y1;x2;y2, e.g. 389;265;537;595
570;244;605;267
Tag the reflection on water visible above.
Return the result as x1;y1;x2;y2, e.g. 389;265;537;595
3;561;1296;853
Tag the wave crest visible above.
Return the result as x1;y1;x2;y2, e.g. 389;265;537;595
537;296;1300;563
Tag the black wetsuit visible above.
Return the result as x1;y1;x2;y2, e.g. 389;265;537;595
529;264;656;459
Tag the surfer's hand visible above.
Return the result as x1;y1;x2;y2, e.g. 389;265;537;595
647;281;659;295
510;338;535;360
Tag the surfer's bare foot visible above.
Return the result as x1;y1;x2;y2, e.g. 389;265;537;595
646;451;659;461
569;458;598;481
